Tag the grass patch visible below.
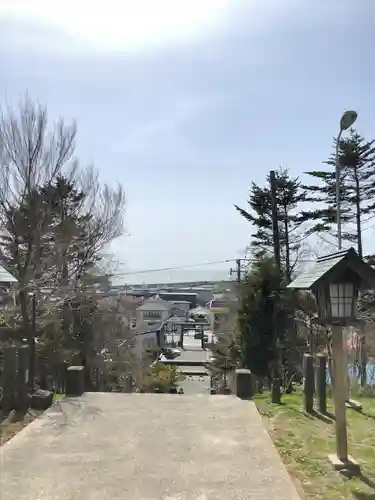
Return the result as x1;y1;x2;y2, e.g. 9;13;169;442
254;391;375;500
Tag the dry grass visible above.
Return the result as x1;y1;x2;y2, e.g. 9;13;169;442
0;409;43;446
0;393;63;446
255;391;375;500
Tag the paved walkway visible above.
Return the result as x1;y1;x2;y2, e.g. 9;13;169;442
0;394;300;499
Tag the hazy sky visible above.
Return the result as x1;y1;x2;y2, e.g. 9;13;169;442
1;0;374;283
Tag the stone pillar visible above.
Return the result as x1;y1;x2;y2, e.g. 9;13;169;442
271;378;281;404
303;353;314;413
15;346;29;413
179;327;184;348
125;374;133;393
316;353;327;414
235;369;253;399
2;346;17;412
65;366;85;397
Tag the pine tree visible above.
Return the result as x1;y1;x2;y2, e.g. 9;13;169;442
302;130;375;257
237;258;291;381
235;167;307;282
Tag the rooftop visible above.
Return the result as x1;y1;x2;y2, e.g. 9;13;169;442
0;265;17;284
135;322;162;335
206;299;229;309
136;296;172;311
288;247;375;291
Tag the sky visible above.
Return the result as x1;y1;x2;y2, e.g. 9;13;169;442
1;0;375;284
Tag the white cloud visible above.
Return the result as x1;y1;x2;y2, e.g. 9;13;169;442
0;0;234;54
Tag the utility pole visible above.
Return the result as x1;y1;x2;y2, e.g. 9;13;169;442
229;258;246;283
236;259;241;283
270;170;281;269
270;170;281;403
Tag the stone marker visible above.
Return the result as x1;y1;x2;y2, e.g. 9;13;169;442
15;345;29;413
65;366;85;396
316;353;327;414
303;353;314;413
30;389;54;410
2;346;17;412
235;368;253;399
271;377;281;404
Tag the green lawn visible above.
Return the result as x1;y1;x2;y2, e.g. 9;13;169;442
254;391;375;500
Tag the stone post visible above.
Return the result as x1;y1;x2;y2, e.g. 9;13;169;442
271;378;281;404
125;374;133;393
65;366;85;397
235;368;253;399
15;346;30;413
303;353;314;413
179;327;184;349
2;346;17;412
316;353;327;414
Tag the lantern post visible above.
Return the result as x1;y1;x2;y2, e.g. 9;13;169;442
288;248;375;472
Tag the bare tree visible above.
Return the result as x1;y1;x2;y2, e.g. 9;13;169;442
0;96;126;389
0;96;77;328
0;96;126;301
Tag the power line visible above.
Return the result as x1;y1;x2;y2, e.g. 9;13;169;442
112;259;234;277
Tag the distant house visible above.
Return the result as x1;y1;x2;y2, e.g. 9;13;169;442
169;307;187;318
0;265;17;309
168;300;191;313
206;299;231;333
136;296;172;325
0;265;18;348
158;292;197;309
0;265;17;286
188;306;212;328
163;315;186;335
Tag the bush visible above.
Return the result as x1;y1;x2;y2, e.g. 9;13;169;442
142;362;185;393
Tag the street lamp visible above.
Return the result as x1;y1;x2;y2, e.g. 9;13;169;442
336;110;358;250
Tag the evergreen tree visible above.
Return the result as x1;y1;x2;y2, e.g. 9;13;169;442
237;258;290;380
235;167;307;281
302;130;375;257
0;177;102;387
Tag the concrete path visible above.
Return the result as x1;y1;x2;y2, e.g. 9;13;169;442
0;394;300;500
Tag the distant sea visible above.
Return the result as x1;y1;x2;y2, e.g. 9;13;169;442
112;268;232;286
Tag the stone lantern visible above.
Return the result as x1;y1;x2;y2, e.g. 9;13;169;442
288;248;375;471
